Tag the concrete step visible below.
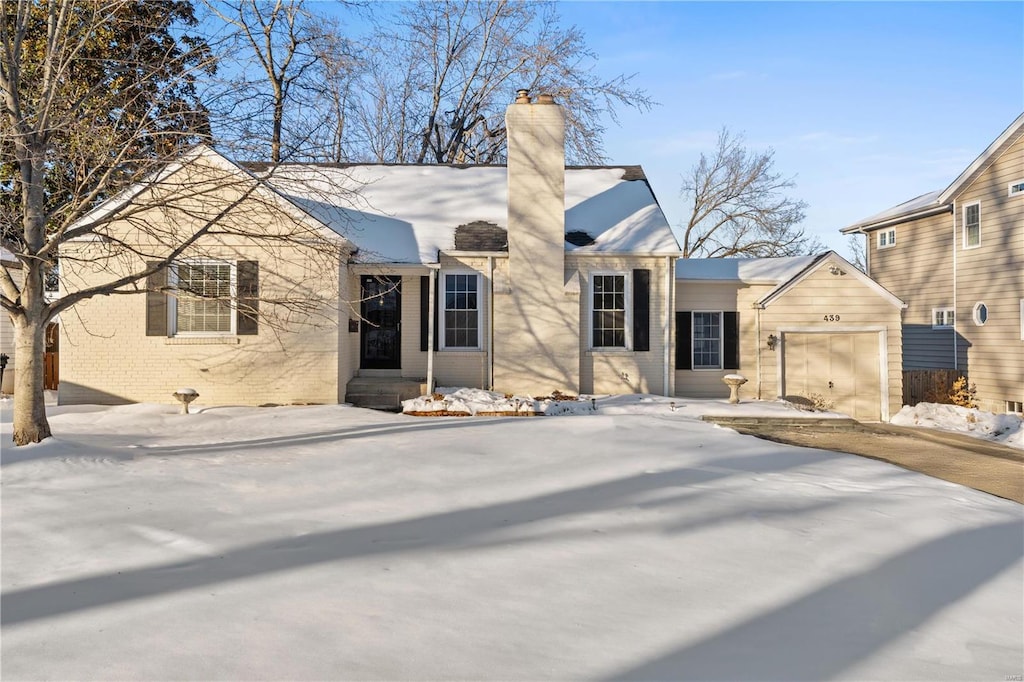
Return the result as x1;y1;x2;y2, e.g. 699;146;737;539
701;416;861;430
345;392;404;411
345;377;428;411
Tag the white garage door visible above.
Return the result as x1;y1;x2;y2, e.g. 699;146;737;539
783;332;881;421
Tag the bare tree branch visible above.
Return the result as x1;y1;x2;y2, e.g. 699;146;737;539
679;128;821;258
346;0;653;165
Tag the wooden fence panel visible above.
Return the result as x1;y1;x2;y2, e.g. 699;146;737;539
902;369;963;406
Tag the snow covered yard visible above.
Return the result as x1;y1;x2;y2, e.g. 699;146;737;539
1;399;1021;681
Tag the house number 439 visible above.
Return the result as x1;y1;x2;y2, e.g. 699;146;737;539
823;314;841;322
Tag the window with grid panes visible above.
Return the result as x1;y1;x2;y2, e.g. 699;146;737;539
964;203;980;247
443;273;479;348
592;274;626;348
692;312;721;369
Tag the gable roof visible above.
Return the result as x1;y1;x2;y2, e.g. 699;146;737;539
257;164;680;264
938;112;1024;204
676;252;906;310
753;251;906;309
69;145;351;252
841;112;1024;234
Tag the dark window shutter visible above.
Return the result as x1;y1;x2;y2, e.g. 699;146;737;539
420;276;429;351
723;312;739;370
676;311;691;370
145;262;168;337
236;261;259;335
632;269;650;352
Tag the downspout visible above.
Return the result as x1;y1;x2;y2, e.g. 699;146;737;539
755;305;762;400
663;256;673;396
488;256;495;390
426;267;436;391
863;230;871;274
952;202;958;370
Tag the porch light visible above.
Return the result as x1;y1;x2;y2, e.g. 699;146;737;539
766;334;778;351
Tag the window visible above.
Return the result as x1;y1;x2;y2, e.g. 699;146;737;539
972;301;988;326
676;311;740;371
173;261;235;334
692;312;722;369
932;308;955;329
1009;181;1024;197
146;260;258;338
877;229;896;248
963;202;981;248
592;274;627;348
441;273;480;349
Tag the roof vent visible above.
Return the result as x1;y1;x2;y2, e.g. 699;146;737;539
565;230;595;247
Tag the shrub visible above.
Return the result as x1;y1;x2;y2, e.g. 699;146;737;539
806;393;835;412
948;377;977;409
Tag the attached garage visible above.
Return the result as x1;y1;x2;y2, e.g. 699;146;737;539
782;331;883;421
675;251;906;421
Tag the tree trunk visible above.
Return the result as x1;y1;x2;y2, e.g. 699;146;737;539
11;317;51;445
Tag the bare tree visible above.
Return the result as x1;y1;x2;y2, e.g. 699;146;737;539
847;234;866;272
0;0;348;445
348;0;652;165
204;0;359;162
679;128;820;258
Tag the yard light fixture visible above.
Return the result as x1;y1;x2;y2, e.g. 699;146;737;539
766;334;778;351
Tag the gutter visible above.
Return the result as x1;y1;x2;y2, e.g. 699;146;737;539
840;204;952;235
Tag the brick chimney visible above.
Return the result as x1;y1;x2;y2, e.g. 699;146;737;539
494;90;580;395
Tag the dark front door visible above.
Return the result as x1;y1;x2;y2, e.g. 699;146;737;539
360;276;401;369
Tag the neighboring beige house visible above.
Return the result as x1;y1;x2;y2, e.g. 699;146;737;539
675;252;905;421
59;93;682;407
841;113;1024;414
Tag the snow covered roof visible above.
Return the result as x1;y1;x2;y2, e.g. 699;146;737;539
256;164;679;264
675;255;818;284
839;190;948;234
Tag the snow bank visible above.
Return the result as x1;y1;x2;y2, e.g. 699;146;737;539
892;402;1023;448
402;387;596;416
403;388;848;419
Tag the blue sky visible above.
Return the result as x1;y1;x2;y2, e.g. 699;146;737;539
553;1;1023;256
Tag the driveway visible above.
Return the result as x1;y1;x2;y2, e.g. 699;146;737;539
707;417;1024;504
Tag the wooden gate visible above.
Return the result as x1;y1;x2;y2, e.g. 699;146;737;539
44;322;59;390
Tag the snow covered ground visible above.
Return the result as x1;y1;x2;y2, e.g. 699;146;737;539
2;398;1022;681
